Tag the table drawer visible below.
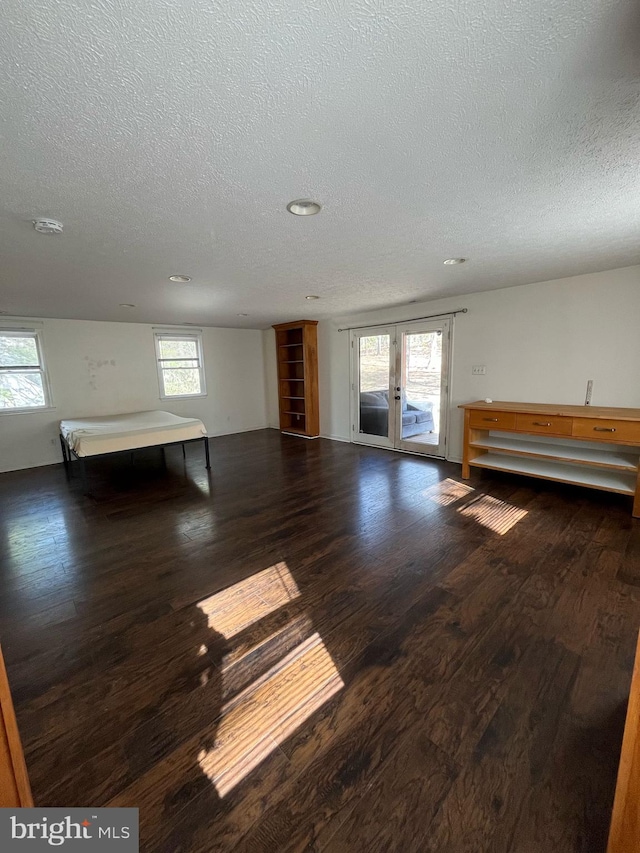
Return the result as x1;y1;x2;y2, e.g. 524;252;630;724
516;413;573;436
469;410;517;431
572;418;640;444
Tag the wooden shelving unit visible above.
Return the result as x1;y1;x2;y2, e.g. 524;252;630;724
459;401;640;517
273;320;319;438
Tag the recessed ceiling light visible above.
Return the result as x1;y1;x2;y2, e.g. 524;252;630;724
119;303;136;308
169;274;192;282
443;258;466;265
33;218;64;234
287;199;322;216
305;295;320;300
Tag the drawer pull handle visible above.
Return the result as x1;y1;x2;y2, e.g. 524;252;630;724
594;427;616;432
483;417;499;422
533;421;551;427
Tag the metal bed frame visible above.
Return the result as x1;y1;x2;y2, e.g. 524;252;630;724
59;433;211;493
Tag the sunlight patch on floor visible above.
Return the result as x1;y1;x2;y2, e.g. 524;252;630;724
198;632;343;797
457;494;528;535
425;478;475;506
221;613;313;672
197;561;300;639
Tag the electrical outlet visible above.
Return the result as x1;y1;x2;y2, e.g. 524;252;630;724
472;365;486;375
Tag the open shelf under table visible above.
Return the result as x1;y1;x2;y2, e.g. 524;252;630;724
470;435;639;472
470;452;637;495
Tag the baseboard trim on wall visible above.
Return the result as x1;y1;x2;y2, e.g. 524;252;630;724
282;432;320;440
320;434;351;443
206;424;270;438
0;459;61;474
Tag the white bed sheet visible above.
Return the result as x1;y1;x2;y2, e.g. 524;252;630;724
60;410;207;457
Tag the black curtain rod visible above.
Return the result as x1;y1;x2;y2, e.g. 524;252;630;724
338;307;467;332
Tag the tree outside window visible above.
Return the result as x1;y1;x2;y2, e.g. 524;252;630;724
0;330;51;410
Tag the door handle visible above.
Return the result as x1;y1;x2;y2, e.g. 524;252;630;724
483;417;499;422
594;427;616;432
533;422;551;426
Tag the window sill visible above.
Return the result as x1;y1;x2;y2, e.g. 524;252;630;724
0;406;56;416
159;394;208;401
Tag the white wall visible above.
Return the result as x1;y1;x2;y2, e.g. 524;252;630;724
0;318;268;472
264;265;640;462
262;328;280;429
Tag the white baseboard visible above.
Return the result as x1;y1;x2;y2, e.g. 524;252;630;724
0;457;60;474
206;424;270;437
320;433;351;443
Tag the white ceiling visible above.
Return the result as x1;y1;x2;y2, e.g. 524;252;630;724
1;0;639;329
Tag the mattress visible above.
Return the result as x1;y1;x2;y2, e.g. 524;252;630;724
60;410;207;457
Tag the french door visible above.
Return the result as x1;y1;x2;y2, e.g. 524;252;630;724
350;319;451;458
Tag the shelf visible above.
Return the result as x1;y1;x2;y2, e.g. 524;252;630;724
470;436;639;472
274;320;318;438
470;452;636;496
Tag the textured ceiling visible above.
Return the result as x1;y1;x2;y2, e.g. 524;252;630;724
1;0;640;328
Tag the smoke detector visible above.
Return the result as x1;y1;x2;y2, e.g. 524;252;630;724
33;218;64;234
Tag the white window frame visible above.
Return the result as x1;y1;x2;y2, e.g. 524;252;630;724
154;330;207;400
0;326;54;414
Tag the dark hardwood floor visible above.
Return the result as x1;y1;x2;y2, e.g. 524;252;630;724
1;430;639;852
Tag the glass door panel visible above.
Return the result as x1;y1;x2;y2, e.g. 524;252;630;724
352;329;395;448
396;319;450;457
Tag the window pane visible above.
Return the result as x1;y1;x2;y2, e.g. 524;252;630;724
0;335;40;367
162;368;201;396
159;359;199;369
359;335;390;392
0;371;46;408
159;339;198;359
358;335;390;437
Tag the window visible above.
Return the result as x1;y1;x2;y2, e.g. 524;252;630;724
154;331;206;399
0;328;52;411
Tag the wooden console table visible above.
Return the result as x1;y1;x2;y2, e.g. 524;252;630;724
459;401;640;517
